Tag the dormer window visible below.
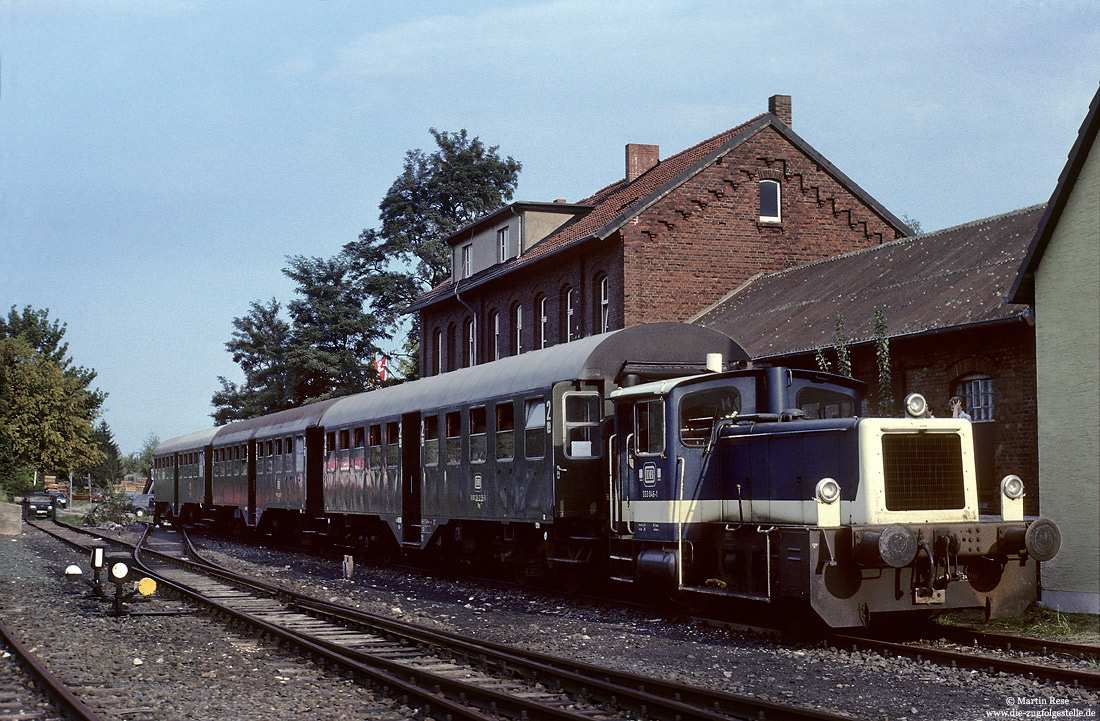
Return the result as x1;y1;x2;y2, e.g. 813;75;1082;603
497;227;509;263
759;179;781;222
461;244;472;278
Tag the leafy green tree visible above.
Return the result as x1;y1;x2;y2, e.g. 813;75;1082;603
0;337;105;495
213;129;521;420
88;420;123;489
283;254;386;402
1;305;105;414
373;128;522;291
212;299;295;424
120;433;159;480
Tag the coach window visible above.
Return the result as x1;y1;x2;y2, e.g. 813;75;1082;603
759;179;781;222
368;425;382;472
563;391;601;458
445;411;462;465
635;399;666;456
496;403;515;461
423;415;440;466
385;422;400;485
353;428;365;472
470;406;487;463
680;387;741;446
524;398;546;459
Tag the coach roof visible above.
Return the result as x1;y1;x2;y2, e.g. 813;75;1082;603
155;427;220;456
213;398;341;447
319;323;746;428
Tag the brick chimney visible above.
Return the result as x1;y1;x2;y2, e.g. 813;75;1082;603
769;94;792;127
625;143;659;182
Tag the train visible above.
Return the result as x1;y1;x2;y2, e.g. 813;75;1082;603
153;322;1061;628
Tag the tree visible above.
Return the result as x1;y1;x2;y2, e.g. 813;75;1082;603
120;433;159;480
213;129;522;420
374;128;522;292
88;420;123;489
1;305;105;414
343;128;522;376
832;313;852;378
0;337;105;495
212;299;295;424
282;254;386;402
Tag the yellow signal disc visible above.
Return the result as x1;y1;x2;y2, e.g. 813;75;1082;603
137;577;157;596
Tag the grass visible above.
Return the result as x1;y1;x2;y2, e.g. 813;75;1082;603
936;605;1100;644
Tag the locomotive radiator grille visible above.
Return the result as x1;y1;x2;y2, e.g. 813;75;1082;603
881;434;966;511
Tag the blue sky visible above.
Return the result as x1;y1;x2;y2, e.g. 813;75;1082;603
1;0;1097;455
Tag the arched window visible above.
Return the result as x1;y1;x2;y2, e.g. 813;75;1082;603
954;373;995;421
489;310;501;361
536;295;548;350
512;303;524;355
594;275;610;334
463;317;476;367
561;286;577;342
433;328;442;376
759;179;781;222
446;324;456;373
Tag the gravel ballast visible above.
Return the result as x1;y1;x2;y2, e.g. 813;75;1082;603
2;524;1096;721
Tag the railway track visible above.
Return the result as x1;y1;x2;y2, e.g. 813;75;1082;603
27;518;1098;718
0;616;105;721
135;524;852;721
830;632;1100;691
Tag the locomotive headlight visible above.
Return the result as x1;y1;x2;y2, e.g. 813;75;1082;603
815;478;841;504
904;393;927;419
1001;475;1025;500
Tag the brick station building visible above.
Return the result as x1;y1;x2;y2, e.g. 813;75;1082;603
693;205;1046;515
407;96;910;377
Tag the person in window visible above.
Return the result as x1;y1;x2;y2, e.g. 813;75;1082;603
949;396;971;421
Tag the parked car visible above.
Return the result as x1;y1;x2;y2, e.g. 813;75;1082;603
123;492;155;517
23;492;56;520
52;492;68;508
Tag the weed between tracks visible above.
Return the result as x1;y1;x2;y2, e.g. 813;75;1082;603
936;606;1100;644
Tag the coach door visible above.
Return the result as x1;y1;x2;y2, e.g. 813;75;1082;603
401;412;422;545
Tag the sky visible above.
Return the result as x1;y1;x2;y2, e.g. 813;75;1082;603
1;0;1097;456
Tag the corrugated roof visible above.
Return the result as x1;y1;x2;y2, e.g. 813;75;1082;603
408;112;909;313
693;205;1045;359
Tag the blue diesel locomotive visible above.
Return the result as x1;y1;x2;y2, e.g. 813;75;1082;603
153;323;1059;627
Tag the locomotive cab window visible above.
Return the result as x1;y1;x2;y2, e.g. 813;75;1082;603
524;398;546;459
797;387;856;419
563;391;601;459
634;399;666;456
495;403;515;461
470;406;487;463
680;387;741;446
